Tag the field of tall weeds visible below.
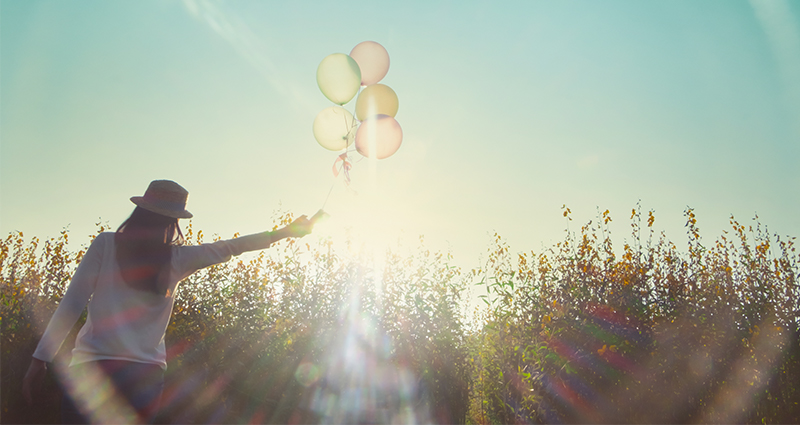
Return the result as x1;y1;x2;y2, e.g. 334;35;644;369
2;206;797;423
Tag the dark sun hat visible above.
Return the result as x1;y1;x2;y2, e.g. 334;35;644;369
130;180;193;219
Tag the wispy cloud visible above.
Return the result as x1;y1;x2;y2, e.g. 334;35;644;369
181;0;315;113
749;0;800;134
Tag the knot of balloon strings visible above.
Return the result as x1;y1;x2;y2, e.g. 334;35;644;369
332;153;352;183
322;153;352;210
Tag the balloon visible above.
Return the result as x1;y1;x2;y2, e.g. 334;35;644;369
316;53;361;105
355;84;399;121
349;41;390;86
313;106;357;151
355;114;403;159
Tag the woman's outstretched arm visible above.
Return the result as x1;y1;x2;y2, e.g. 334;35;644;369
231;215;316;253
174;214;319;280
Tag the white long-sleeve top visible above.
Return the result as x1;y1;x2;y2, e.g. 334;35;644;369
32;231;276;369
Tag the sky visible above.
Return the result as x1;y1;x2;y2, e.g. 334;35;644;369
2;0;799;280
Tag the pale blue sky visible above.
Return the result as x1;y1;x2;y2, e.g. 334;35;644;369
2;0;798;272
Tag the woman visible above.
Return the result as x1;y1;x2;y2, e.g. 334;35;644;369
22;180;317;423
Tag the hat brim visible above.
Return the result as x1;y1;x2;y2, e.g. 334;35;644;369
130;197;193;219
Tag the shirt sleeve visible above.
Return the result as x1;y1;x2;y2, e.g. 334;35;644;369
32;234;105;362
172;231;276;280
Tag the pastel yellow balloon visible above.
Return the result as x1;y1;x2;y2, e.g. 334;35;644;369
355;114;403;159
355;84;399;121
312;107;357;151
316;53;361;105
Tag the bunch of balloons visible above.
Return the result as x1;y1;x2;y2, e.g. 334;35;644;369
312;41;403;174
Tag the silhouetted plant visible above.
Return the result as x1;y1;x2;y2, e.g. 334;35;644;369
2;206;797;424
467;205;798;423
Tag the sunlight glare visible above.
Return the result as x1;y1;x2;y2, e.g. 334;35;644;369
314;178;408;264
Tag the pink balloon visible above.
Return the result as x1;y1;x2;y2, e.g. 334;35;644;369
349;41;390;86
355;114;403;159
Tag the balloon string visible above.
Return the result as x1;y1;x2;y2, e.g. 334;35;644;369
321;181;335;211
344;85;362;156
321;85;362;211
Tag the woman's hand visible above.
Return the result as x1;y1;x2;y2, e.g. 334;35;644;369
285;215;314;238
22;358;47;405
271;211;326;242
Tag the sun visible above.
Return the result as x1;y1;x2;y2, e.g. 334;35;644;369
313;188;406;260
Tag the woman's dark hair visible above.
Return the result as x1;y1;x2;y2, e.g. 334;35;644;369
115;207;185;295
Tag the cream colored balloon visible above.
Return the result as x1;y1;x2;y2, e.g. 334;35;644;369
312;106;357;151
355;84;399;121
316;53;361;105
